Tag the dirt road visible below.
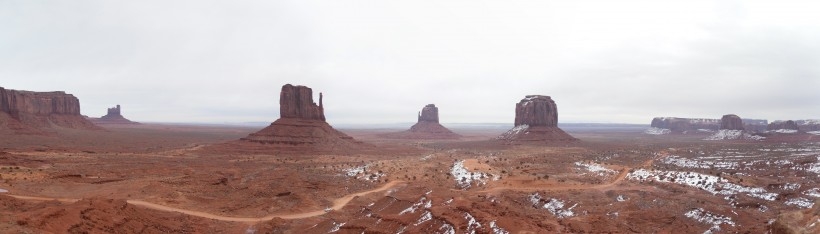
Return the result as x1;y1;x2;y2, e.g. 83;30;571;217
5;180;405;223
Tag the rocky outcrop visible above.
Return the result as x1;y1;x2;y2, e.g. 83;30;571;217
279;84;324;121
239;84;362;148
382;104;461;139
89;105;139;124
514;95;558;127
417;104;439;123
0;86;99;133
498;95;577;143
720;114;744;130
768;120;800;131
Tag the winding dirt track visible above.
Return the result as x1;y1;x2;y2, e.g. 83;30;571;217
5;180;405;223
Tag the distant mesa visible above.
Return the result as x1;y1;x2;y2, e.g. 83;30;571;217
704;114;765;141
381;104;462;139
647;116;768;134
0;86;100;134
769;120;820;132
496;95;578;143
89;105;139;124
239;84;363;147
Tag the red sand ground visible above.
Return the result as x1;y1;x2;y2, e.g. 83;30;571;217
1;124;818;233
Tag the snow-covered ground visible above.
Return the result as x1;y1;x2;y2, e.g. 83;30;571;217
575;161;617;176
704;130;765;141
628;169;778;201
644;127;671;135
805;188;820;198
684;208;735;233
785;197;815;208
342;164;385;182
770;129;799;134
451;160;498;189
808;131;820;136
496;125;529;140
528;193;577;218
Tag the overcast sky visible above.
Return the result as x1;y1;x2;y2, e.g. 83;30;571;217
2;0;819;124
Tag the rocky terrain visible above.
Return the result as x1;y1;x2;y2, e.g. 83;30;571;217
649;116;768;134
0;87;100;134
720;114;745;130
497;95;578;143
381;104;461;139
770;120;820;132
225;84;364;152
89;105;139;125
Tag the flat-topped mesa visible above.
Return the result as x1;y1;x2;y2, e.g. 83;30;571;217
498;95;577;143
768;120;800;131
239;84;362;148
515;95;558;127
279;84;325;121
417;104;439;123
720;114;744;130
0;86;99;132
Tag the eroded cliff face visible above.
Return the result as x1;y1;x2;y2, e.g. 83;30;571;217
499;95;577;143
279;84;325;121
0;87;99;133
514;95;558;127
417;104;439;123
720;114;744;130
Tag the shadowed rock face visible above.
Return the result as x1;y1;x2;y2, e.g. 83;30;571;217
279;84;325;121
417;104;439;123
499;95;577;143
721;114;744;130
514;95;558;127
0;87;99;132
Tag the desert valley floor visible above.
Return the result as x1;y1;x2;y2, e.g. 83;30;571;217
1;124;818;233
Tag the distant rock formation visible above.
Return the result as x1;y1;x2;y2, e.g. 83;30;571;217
239;84;362;147
497;95;577;143
769;120;820;132
381;104;461;139
0;86;99;133
89;105;139;124
720;114;744;130
768;120;800;131
649;117;767;133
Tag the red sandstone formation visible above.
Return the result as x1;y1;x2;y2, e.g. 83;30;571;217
89;105;139;124
0;86;100;133
497;95;577;142
650;117;767;133
382;104;461;139
720;114;744;130
239;84;361;147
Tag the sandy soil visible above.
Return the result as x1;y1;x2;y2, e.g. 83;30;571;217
1;124;818;233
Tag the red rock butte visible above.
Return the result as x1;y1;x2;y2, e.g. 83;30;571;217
720;114;744;130
240;84;361;147
89;105;139;124
0;86;100;133
497;95;577;142
382;104;461;139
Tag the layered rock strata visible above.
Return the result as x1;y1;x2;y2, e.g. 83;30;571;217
497;95;577;142
0;86;99;133
90;105;139;124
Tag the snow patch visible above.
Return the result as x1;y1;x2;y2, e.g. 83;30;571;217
497;125;529;140
451;160;496;189
628;169;778;201
489;220;509;234
704;130;765;141
328;222;346;232
644;127;671;135
342;164;385;182
804;188;820;198
575;161;616;176
785;197;815;208
684;208;735;233
808;131;820;136
616;195;628;202
414;211;433;226
771;129;798;134
0;188;7;193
